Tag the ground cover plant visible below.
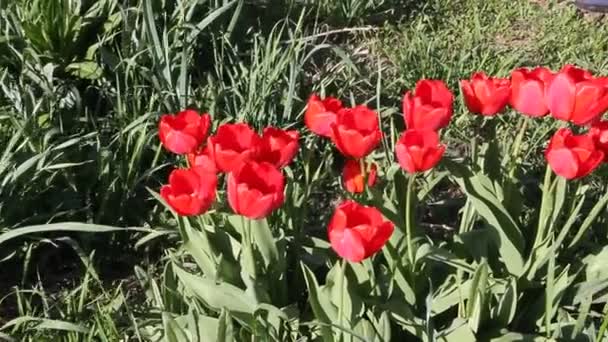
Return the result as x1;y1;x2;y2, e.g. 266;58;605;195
2;0;608;341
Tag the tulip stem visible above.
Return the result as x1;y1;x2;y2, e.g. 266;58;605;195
508;116;529;179
338;259;347;341
405;174;417;267
241;216;257;278
534;165;554;250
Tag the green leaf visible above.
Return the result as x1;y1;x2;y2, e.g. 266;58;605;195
418;171;449;201
370;311;391;342
186;1;237;43
384;239;416;304
329;262;363;324
489;332;545;342
447;161;525;276
175;309;220;342
467;261;489;333
0;222;148;246
181;218;218;281
255;303;287;338
66;61;102;80
174;266;256;325
432;280;472;316
494;277;517;326
301;262;336;342
162;313;189;342
568;191;608;250
585;246;608;281
419;244;477;275
437;318;476;341
533;266;572;328
550;177;567;227
216;310;234;342
353;319;375;341
249;218;283;273
1;317;88;334
163;263;184;314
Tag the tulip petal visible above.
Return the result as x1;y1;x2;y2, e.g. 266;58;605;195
402;92;415;128
161;130;199;154
421;145;446;172
331;127;367;159
242;191;275;219
546;148;579;180
547;73;576;121
305;95;340;137
577;150;604;178
568;82;602;124
485;86;511;115
396;143;417;173
365;222;394;257
512;81;548;117
328;228;366;262
461;79;481;114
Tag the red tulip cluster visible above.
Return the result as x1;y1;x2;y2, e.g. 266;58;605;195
305;96;382;194
460;64;608;179
158;110;298;218
305;85;453;262
157;63;608;265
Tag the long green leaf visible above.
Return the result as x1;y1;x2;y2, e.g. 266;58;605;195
447;161;525;276
301;262;336;342
174;265;256;323
186;1;237;43
0;222;148;245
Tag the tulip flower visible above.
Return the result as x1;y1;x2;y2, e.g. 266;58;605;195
327;200;394;262
187;145;217;174
395;129;446;173
460;72;511;116
547;65;608;126
207;123;260;173
342;159;377;194
227;161;285;219
159;110;211;154
510;67;554;117
545;128;604;179
256;127;300;168
590;120;608;161
305;94;343;137
160;167;217;216
330;105;382;159
403;79;454;131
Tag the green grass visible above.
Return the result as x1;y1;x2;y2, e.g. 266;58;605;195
1;0;608;340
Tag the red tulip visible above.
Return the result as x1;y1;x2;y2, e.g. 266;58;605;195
207;123;260;173
395;129;446;173
510;67;554;117
328;200;394;262
159;110;211;154
330;105;382;159
590;121;608;161
545;128;604;180
227;161;285;219
342;159;377;194
187;145;217;174
403;79;454;131
460;72;511;116
160;167;217;216
256;127;300;168
305;94;343;137
547;65;608;126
